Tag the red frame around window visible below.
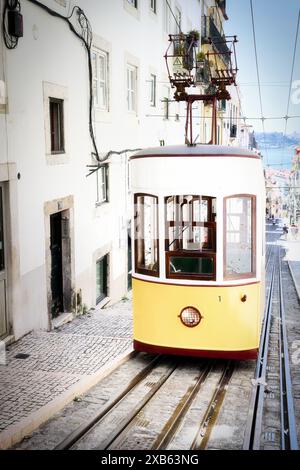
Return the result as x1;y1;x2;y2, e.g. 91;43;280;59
223;194;256;280
165;195;216;281
134;193;159;277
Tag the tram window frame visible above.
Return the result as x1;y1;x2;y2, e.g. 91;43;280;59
165;195;216;280
134;193;159;277
224;194;256;280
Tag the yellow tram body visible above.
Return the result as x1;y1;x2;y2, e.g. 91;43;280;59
131;145;265;360
133;279;261;359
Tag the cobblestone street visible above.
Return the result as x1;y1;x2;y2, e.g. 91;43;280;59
0;298;133;449
1;231;300;450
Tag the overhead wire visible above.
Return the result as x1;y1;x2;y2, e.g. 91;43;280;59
279;9;300;167
26;0;100;161
165;0;181;33
249;0;270;166
145;113;300;120
23;1;141;174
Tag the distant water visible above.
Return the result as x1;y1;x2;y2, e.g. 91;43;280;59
259;146;296;168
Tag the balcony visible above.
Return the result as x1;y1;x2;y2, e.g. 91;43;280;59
201;15;230;65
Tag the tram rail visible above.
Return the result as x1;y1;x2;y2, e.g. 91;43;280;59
243;245;298;450
55;354;162;450
278;248;298;450
54;354;234;450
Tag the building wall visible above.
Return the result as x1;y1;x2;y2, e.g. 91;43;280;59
0;0;203;340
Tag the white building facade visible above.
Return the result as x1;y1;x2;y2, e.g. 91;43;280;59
0;0;206;341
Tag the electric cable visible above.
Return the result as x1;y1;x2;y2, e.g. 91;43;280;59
249;0;270;166
165;0;181;33
279;9;300;167
26;0;101;162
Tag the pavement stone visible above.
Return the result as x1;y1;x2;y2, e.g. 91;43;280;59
0;297;133;448
280;239;300;300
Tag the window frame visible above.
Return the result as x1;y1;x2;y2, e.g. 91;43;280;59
166;251;216;280
96;164;109;205
127;64;138;113
92;48;109;111
162;85;170;120
134;193;159;277
96;254;108;304
127;0;137;8
223;194;256;280
150;73;156;107
150;0;157;14
49;97;65;154
165;195;216;281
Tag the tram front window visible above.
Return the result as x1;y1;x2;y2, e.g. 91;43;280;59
224;195;256;279
134;194;159;276
165;195;216;280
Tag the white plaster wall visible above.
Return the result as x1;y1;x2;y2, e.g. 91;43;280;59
1;0;203;338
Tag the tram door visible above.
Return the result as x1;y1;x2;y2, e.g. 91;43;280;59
0;185;8;338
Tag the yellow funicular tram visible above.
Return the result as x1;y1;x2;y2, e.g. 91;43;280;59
131;28;265;359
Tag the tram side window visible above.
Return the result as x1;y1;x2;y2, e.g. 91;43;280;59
165;195;216;280
224;195;256;279
134;194;159;276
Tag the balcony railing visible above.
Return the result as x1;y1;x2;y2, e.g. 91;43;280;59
201;15;230;65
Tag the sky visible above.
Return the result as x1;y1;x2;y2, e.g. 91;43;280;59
224;0;300;139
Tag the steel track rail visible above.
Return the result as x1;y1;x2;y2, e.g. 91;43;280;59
243;247;276;449
278;248;298;450
55;354;162;450
151;361;214;450
98;362;178;450
265;245;272;273
190;360;235;450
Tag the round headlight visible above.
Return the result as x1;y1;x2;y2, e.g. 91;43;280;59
179;306;202;327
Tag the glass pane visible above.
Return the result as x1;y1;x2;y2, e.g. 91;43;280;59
166;196;176;221
99;54;105;81
165;195;216;252
201;200;208;222
170;256;214;276
193;198;201;221
92;78;98;105
50;99;64;152
99;83;106;108
225;197;253;276
92;52;97;79
131;69;135;91
0;188;4;271
97;167;107;203
96;256;107;304
135;195;158;274
182;226;213;251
